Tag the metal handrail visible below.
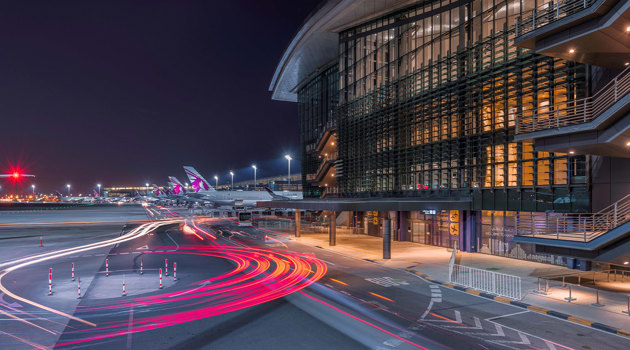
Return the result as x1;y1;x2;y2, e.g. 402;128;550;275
517;65;630;134
516;193;630;242
516;0;598;37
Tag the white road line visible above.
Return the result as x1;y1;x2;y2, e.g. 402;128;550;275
126;306;134;349
166;233;179;250
485;310;530;321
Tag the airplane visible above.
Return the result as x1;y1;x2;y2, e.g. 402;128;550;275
182;166;290;208
0;172;35;179
55;191;94;203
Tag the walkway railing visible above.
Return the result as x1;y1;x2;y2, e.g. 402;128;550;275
515;0;598;38
449;264;522;300
517;65;630;134
516;193;630;242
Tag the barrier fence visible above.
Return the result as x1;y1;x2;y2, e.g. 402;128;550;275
449;264;522;300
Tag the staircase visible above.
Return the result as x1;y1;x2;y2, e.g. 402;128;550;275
515;0;599;38
516;193;630;242
517;65;630;134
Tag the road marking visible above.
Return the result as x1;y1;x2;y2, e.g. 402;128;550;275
486;310;530;321
126;306;134;349
365;277;408;287
0;308;56;334
166;233;179;250
136;245;149;250
0;330;47;349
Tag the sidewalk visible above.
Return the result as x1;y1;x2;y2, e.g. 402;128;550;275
288;231;630;335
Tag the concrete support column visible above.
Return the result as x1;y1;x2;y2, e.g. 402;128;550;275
295;210;301;237
329;211;337;246
383;218;391;259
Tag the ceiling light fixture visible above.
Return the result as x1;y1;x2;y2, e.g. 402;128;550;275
569;48;575;54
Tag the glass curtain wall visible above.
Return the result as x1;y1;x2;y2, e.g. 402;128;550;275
337;0;589;212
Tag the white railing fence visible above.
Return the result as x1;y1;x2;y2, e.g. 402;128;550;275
449;264;522;300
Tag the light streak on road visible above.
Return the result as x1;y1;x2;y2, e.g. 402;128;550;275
369;292;395;303
0;220;178;327
299;291;431;350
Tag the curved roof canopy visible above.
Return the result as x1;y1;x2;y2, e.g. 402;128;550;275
269;0;417;102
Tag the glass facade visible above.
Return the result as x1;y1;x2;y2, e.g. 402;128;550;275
297;64;339;198
336;0;589;212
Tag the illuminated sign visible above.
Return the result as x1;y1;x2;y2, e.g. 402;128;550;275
422;209;437;215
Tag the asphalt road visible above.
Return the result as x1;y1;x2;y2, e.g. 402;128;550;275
0;207;628;349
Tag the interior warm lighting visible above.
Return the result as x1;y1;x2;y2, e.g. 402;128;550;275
626;62;630;66
569;151;575;154
624;261;629;265
626;141;630;146
568;49;575;54
626;26;630;32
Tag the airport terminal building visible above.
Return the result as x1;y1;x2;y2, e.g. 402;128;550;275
269;0;630;269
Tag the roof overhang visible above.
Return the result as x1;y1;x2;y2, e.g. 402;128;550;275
269;0;419;102
257;197;471;211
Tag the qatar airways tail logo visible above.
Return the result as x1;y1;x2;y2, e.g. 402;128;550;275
185;169;209;192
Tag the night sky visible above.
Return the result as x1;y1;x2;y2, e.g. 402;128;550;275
0;0;321;194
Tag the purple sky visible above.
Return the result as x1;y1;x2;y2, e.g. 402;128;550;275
0;0;321;193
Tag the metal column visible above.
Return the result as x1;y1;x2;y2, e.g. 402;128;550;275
329;211;337;246
295;210;301;237
383;218;391;259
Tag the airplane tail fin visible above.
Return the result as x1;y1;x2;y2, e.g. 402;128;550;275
263;186;288;200
152;184;162;196
168;176;187;194
183;166;215;192
55;191;63;198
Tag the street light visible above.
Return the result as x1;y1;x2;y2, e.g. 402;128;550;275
252;165;257;191
229;171;234;191
31;184;35;197
66;184;71;196
285;155;292;186
145;183;150;196
97;184;101;197
214;175;218;189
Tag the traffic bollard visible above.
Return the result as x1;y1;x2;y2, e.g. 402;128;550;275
165;259;168;276
174;262;177;281
40;235;43;247
592;289;604;307
140;257;144;275
159;268;163;289
106;259;109;277
122;278;126;296
564;285;576;302
72;263;75;281
77;277;81;299
48;272;52;296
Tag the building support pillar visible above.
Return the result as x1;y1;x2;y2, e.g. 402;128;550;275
294;210;301;237
383;218;391;259
329;211;337;246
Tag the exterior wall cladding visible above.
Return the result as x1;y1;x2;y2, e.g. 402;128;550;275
337;0;590;213
294;0;630;265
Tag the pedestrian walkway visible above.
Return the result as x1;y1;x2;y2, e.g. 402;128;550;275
289;231;630;333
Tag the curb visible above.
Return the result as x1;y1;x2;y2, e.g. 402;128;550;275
403;266;630;340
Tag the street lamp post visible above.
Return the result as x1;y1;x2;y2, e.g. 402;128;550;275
214;176;218;189
229;171;234;191
31;184;35;197
66;184;71;196
97;184;101;197
285;155;292;187
145;183;150;196
252;165;257;191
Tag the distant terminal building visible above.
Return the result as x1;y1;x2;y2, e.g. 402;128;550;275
268;0;630;269
103;186;153;197
216;174;302;191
